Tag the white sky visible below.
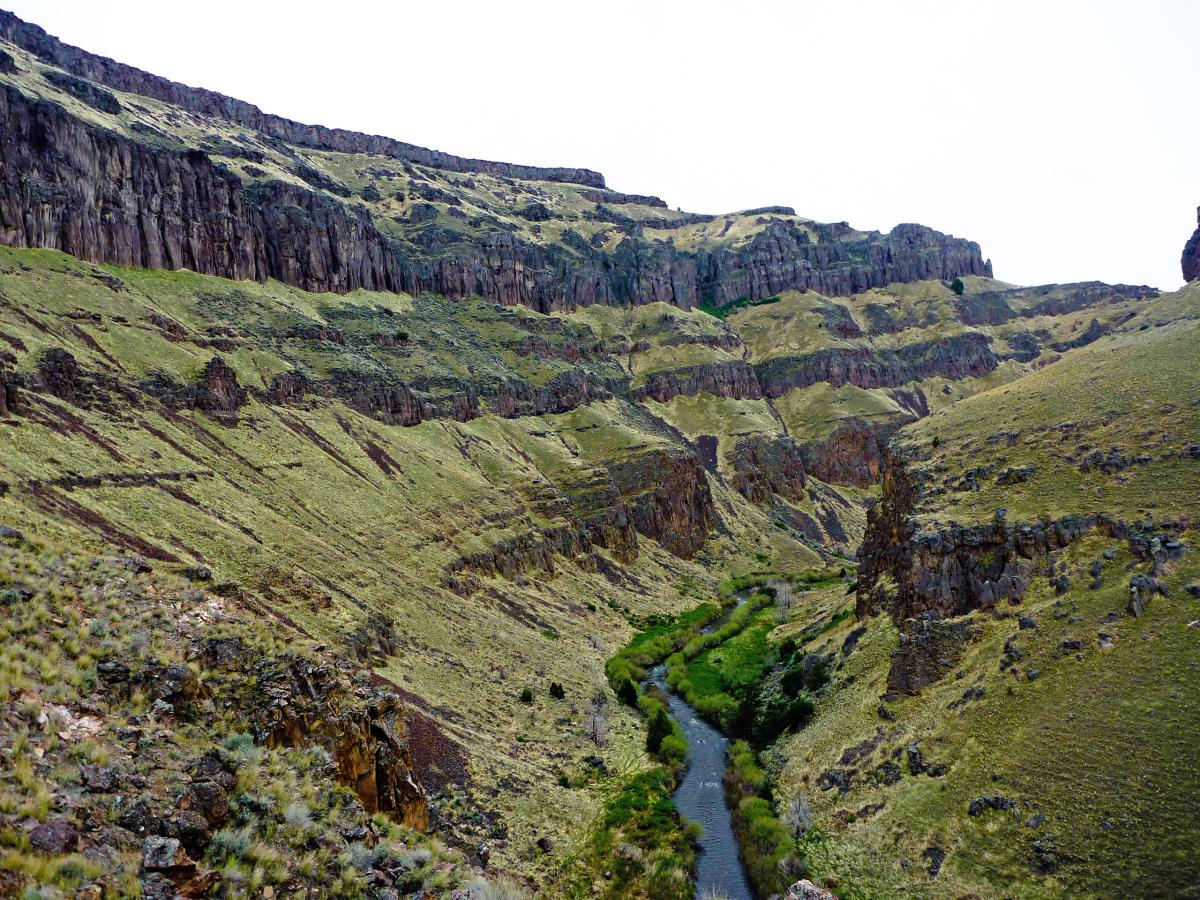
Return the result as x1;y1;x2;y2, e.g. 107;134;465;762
9;0;1199;288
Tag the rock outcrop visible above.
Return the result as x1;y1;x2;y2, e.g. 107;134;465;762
206;644;430;830
192;358;247;422
1184;206;1200;283
756;333;998;397
634;360;762;403
801;419;903;487
857;449;1188;624
887;612;982;695
731;435;809;503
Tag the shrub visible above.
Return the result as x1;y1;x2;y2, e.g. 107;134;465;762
658;733;688;765
220;732;255;755
783;793;813;836
519;688;534;704
283;802;313;829
549;682;565;700
209;829;251;863
951;277;965;295
725;741;798;897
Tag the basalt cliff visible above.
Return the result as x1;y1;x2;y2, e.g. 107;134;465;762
0;10;988;312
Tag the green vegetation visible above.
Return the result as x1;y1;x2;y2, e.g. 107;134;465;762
775;283;1200;897
580;768;697;900
726;741;803;897
697;294;783;319
0;537;489;897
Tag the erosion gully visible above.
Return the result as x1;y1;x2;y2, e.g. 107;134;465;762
647;598;753;900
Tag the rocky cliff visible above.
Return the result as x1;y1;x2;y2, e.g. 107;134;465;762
0;13;990;312
0;10;603;188
1184;206;1200;282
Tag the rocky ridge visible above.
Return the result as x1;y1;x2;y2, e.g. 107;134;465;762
0;14;989;312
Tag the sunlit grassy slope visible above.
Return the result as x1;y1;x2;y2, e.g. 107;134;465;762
0;246;819;888
770;282;1200;898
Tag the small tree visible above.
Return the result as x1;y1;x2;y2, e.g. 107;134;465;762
583;695;610;747
646;706;672;755
783;793;813;836
519;687;534;704
616;677;639;707
549;682;565;700
771;579;796;623
950;277;965;296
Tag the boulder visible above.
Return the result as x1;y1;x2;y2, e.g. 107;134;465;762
786;881;837;900
141;836;195;874
29;819;80;855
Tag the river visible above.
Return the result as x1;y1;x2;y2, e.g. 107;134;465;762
646;600;754;900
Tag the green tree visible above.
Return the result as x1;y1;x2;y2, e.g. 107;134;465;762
646;706;672;754
951;277;965;296
616;677;639;707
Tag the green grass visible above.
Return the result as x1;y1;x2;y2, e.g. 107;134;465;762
773;282;1200;898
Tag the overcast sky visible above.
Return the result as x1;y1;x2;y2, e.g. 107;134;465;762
10;0;1198;288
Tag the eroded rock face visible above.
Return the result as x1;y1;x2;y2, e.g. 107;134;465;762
634;360;762;403
0;61;989;312
609;448;717;558
756;333;998;398
193;358;247;422
0;367;20;415
1184;206;1200;283
888;612;982;695
35;347;79;403
731;434;808;503
0;11;603;187
249;653;429;830
443;446;716;587
857;449;1189;624
802;419;903;487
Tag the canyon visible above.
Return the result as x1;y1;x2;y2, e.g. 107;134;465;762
0;8;1195;900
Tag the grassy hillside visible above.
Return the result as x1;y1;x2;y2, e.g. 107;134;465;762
769;282;1200;898
0;246;825;894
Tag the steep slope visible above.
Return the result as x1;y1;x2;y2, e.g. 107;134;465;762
0;244;825;894
771;282;1200;897
0;11;987;311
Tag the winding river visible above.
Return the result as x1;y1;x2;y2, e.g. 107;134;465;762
646;601;754;900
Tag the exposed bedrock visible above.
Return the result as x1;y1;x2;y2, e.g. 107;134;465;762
698;220;991;306
444;446;716;588
634;360;762;403
856;451;1189;624
0;82;989;311
953;281;1158;326
221;647;429;830
888;613;982;695
755;333;998;397
0;10;602;188
800;418;906;488
730;434;809;503
1184;206;1200;282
